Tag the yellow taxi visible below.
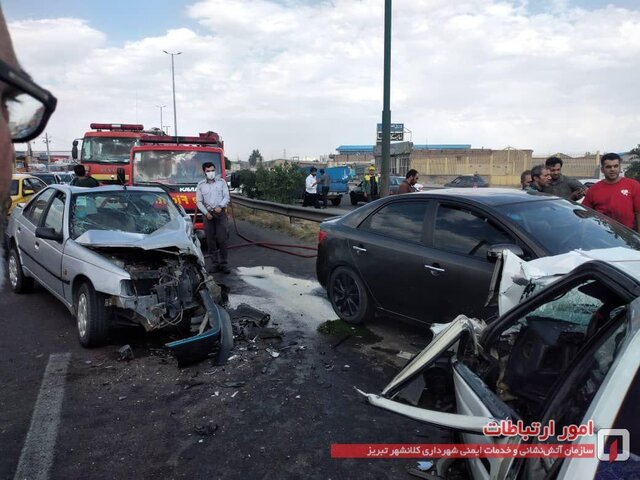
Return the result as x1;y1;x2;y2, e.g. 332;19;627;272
8;173;48;215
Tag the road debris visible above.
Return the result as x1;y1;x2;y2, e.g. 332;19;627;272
118;345;134;361
194;424;219;436
266;348;280;358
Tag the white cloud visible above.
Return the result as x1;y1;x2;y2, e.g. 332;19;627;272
8;0;640;160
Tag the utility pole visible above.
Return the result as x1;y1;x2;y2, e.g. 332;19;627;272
156;105;166;133
43;133;52;169
380;0;392;196
163;50;182;136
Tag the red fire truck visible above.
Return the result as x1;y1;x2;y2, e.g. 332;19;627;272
72;123;161;184
128;131;226;234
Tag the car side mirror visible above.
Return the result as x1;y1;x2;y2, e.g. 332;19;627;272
23;189;35;196
487;243;524;261
36;226;63;242
71;140;78;160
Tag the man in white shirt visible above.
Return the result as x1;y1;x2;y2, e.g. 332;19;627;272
303;167;320;208
196;161;231;273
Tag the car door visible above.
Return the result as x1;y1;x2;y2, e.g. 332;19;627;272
15;188;56;277
347;199;433;321
423;201;531;322
35;191;66;299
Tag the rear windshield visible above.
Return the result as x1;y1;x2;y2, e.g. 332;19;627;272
501;199;640;255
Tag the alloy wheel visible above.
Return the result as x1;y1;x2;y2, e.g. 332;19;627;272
8;254;18;289
77;293;88;338
332;272;361;318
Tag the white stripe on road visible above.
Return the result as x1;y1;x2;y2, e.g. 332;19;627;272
14;353;71;480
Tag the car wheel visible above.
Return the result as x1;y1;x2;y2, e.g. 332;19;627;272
7;247;33;294
328;266;373;324
75;282;109;348
350;194;358;206
331;197;342;207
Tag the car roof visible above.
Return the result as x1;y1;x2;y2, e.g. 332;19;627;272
407;187;556;206
47;184;166;194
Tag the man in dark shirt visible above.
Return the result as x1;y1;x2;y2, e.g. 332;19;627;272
318;169;331;208
542;156;585;200
398;169;419;193
71;165;100;187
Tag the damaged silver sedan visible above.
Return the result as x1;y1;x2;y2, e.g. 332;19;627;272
359;248;640;479
6;185;231;356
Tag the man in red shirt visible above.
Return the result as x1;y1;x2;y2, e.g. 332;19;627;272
583;153;640;232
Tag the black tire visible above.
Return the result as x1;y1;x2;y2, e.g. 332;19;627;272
328;266;374;324
350;194;358;206
7;247;33;294
331;197;342;207
75;282;109;348
214;306;234;365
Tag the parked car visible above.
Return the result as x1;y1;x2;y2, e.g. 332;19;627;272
359;248;640;479
578;178;600;189
444;175;490;188
349;176;405;205
6;185;232;354
31;172;63;185
8;174;48;215
316;188;640;325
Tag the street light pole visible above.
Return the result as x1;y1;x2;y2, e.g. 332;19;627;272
380;0;392;197
155;104;166;133
163;50;182;136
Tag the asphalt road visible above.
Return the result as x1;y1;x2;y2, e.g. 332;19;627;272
0;219;445;480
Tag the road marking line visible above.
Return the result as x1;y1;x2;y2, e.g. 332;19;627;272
14;353;71;480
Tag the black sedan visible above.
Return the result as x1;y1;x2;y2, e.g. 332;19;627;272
316;188;640;325
444;175;489;187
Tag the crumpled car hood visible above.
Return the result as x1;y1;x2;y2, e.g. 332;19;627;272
497;246;640;315
75;217;201;257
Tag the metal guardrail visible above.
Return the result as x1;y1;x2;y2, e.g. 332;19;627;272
230;194;338;223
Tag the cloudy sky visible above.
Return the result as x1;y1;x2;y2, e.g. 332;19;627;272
5;0;640;160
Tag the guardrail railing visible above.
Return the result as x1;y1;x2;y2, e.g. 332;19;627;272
230;194;339;223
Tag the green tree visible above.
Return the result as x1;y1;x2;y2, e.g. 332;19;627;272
624;144;640;181
224;156;231;171
255;163;304;204
248;149;263;168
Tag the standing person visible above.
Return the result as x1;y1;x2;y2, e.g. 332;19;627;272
398;169;419;194
542;156;585;200
520;170;532;190
526;165;551;193
70;164;100;187
583;153;640;232
319;168;331;208
196;162;231;274
303;167;320;208
363;165;379;201
0;6;58;284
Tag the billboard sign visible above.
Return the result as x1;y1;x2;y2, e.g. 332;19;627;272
376;123;404;142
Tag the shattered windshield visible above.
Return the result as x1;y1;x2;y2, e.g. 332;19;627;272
132;150;221;185
501;199;640;255
70;190;181;239
81;137;139;164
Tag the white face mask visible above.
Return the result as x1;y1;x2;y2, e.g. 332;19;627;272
206;171;216;180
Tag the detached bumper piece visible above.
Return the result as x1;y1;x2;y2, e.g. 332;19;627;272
166;290;233;367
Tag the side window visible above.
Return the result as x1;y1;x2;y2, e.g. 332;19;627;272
482;278;626;422
434;204;514;257
43;193;65;235
359;201;428;243
25;178;46;193
23;189;55;225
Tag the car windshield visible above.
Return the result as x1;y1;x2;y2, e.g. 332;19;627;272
36;174;56;184
501;198;640;254
70;190;181;239
10;180;18;196
81;137;139;164
132;150;221;185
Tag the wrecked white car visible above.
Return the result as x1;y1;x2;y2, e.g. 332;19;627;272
6;185;231;356
360;249;640;479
